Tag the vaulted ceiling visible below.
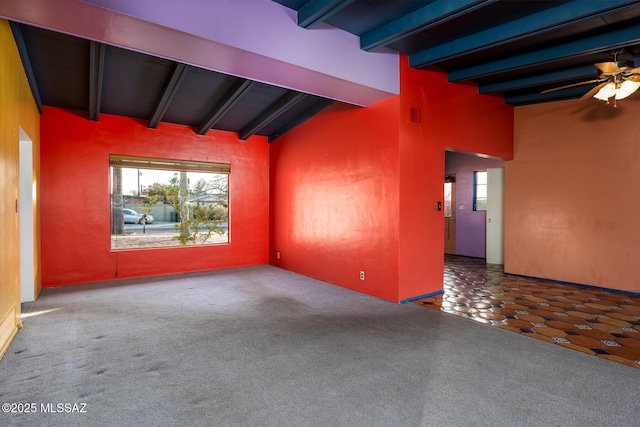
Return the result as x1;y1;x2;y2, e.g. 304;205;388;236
6;0;640;142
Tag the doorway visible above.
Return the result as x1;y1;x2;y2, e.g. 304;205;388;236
443;151;505;261
19;127;35;303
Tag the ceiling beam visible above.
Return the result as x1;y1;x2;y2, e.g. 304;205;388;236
298;0;356;29
239;91;307;140
197;80;255;135
478;65;597;94
148;63;189;129
268;98;335;143
504;85;593;106
448;23;640;82
360;0;497;52
410;0;638;68
89;41;105;121
9;22;42;114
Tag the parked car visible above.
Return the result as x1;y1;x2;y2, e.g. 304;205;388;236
123;208;154;224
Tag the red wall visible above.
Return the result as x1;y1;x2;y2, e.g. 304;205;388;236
398;57;513;300
270;56;513;303
41;107;268;287
270;100;402;301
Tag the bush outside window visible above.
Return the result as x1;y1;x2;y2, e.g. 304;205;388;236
110;155;229;250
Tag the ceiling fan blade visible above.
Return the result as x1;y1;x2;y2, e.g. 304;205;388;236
541;79;605;94
594;61;620;74
579;82;606;100
626;74;640;82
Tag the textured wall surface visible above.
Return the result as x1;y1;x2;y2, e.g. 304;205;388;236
41;107;269;287
0;19;41;355
507;98;640;293
270;56;513;302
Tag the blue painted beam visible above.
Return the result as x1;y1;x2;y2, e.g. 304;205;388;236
268;98;335;143
148;63;188;129
239;91;307;140
89;41;105;122
504;85;594;106
410;0;638;68
9;22;42;114
197;80;255;135
361;0;497;51
298;0;356;29
447;23;640;82
478;65;596;94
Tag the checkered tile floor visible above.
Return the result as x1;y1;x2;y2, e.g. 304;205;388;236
414;255;640;369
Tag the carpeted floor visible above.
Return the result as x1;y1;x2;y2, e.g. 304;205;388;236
1;265;639;426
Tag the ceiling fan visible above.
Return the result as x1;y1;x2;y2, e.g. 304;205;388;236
542;51;640;106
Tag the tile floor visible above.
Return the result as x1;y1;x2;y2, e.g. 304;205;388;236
414;255;640;369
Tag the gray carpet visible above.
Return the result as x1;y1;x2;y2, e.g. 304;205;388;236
0;265;638;427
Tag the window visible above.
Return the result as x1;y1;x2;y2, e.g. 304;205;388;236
110;155;230;250
473;170;487;211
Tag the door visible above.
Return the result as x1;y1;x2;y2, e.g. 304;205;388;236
486;167;504;264
444;176;456;254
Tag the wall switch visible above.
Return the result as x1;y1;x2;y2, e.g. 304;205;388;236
360;271;365;280
276;252;281;259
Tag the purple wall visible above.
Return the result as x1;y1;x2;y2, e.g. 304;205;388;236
445;151;504;258
0;0;399;106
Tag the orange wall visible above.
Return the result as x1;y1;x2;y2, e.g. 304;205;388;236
0;19;40;355
41;107;268;287
270;56;513;302
507;98;640;293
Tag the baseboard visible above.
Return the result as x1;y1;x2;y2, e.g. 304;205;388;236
399;290;445;304
0;306;21;361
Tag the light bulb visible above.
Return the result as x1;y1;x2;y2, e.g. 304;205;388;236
614;79;640;100
593;82;616;101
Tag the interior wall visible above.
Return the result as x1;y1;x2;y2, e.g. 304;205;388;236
269;100;402;302
445;151;505;258
0;19;41;357
270;55;513;303
507;98;640;293
40;107;268;287
397;57;513;301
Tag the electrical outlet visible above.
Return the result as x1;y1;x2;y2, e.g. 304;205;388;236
276;252;280;259
360;271;365;280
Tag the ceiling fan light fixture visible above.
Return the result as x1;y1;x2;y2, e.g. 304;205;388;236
593;82;616;101
614;80;640;100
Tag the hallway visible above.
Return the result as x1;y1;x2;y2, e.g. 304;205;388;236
415;255;640;368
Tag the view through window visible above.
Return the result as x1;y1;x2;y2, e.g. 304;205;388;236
473;170;487;211
110;155;230;250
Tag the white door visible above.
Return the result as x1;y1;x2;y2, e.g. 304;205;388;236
486;167;504;264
